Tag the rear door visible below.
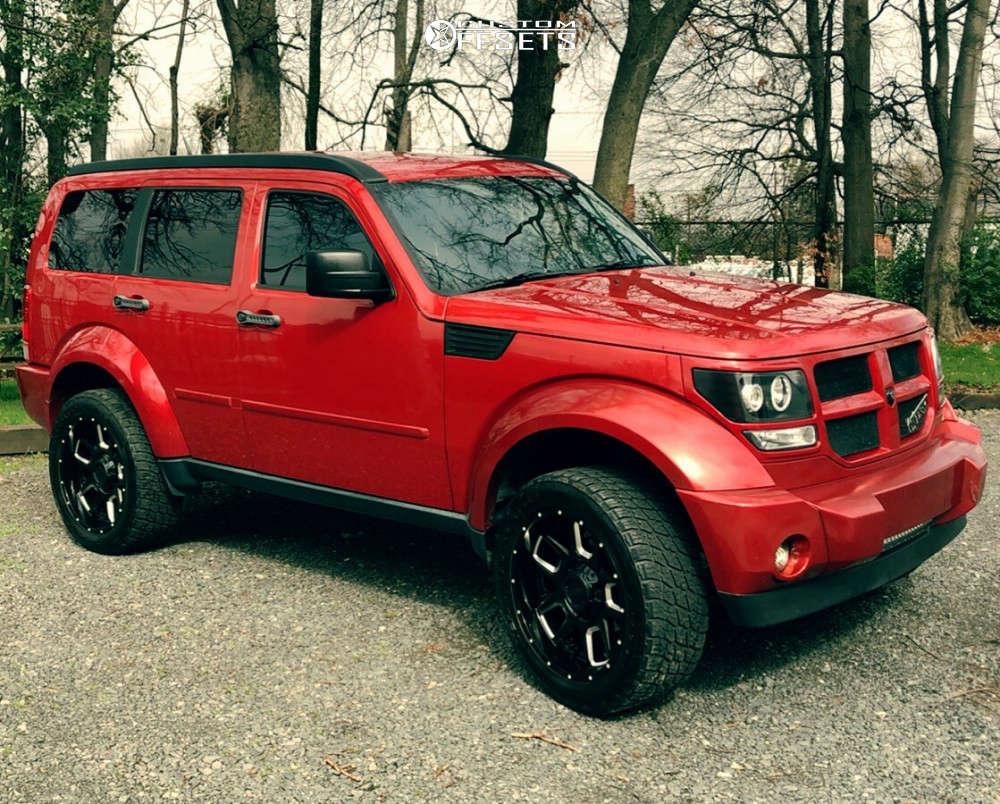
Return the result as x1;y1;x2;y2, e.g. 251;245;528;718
112;181;252;466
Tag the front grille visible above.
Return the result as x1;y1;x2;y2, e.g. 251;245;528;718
898;393;928;438
888;342;921;382
882;520;931;552
814;354;872;401
826;411;879;457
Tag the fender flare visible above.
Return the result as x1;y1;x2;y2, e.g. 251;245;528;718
49;326;189;458
466;378;774;530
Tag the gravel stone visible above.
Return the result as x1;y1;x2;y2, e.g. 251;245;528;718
0;411;997;801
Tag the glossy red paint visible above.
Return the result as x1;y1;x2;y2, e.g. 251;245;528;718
18;151;987;605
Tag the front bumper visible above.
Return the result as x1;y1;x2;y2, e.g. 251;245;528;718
719;515;966;627
677;413;987;625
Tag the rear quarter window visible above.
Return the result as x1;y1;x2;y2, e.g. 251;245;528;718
50;188;137;274
139;189;242;284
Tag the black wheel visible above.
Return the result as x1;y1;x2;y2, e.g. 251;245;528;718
494;466;708;716
49;388;180;554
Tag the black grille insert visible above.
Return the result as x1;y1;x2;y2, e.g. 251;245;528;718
814;354;872;401
888;341;921;382
826;411;880;457
444;323;515;360
898;393;929;438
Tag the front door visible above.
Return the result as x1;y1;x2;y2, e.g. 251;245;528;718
235;181;452;509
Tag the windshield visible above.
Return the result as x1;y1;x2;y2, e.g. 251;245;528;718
371;175;664;296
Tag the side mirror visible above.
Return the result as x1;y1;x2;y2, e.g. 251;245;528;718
305;250;393;302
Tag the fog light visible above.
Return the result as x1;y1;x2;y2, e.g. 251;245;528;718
774;542;790;572
744;424;817;451
774;535;810;579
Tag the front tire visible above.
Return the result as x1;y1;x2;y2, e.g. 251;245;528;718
494;467;708;716
49;388;180;554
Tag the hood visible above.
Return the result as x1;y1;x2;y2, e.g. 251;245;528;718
444;267;927;360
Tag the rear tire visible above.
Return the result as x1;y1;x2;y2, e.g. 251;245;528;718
49;389;180;554
493;466;708;716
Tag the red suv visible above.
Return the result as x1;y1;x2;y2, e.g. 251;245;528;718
17;152;987;714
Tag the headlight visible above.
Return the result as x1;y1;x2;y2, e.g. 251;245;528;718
929;331;944;382
929;331;945;401
693;368;813;422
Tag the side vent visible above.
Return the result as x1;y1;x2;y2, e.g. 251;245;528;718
444;323;515;360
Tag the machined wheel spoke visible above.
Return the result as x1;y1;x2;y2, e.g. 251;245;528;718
532;532;569;575
572;520;593;560
534;598;566;641
604;582;625;615
584;622;612;668
72;437;91;466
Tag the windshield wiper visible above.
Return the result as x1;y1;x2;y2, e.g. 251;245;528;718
470;270;565;292
586;256;658;272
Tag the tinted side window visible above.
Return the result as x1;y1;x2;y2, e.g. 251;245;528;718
262;191;377;291
50;189;137;273
140;189;242;284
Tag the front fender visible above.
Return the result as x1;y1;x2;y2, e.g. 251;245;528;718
467;378;774;530
50;326;189;458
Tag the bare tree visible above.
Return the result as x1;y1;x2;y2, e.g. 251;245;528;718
216;0;281;152
304;0;322;150
920;0;992;339
169;0;191;155
591;0;697;211
841;0;874;294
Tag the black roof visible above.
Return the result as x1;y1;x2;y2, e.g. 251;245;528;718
66;152;386;183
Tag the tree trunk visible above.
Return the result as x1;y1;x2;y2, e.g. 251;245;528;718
0;0;27;318
384;0;423;151
592;0;695;211
169;0;190;155
805;0;836;289
922;0;989;341
46;125;70;186
89;0;120;162
217;0;281;153
841;0;875;295
305;0;323;150
502;0;577;158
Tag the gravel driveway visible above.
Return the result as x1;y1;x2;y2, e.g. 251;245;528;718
1;412;997;802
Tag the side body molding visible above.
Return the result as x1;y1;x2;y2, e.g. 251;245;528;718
49;326;189;458
465;378;775;531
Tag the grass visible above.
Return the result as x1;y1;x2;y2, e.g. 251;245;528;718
0;380;31;427
940;341;1000;391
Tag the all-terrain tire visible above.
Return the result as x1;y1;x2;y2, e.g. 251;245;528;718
49;388;180;554
493;466;709;716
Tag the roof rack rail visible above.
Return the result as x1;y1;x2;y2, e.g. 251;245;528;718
66;152;387;183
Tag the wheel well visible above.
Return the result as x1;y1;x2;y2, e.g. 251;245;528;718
486;428;675;529
50;363;120;422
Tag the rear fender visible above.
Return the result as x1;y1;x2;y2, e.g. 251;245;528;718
49;326;188;458
467;378;774;530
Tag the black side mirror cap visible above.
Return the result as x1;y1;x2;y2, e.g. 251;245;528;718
305;250;393;302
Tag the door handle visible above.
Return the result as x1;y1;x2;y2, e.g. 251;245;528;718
236;310;281;328
113;295;150;312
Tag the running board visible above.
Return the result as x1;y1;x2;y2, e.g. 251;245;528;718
158;457;487;561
